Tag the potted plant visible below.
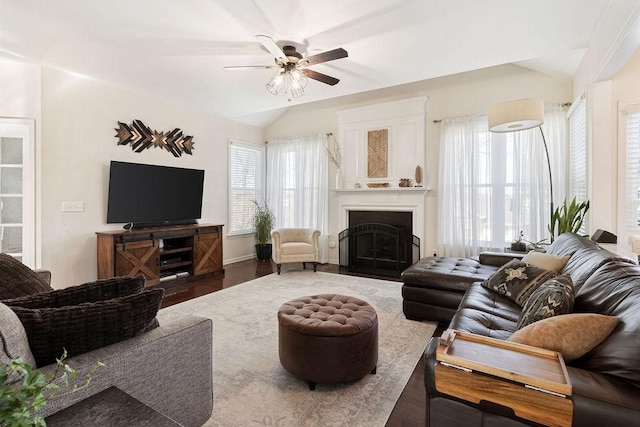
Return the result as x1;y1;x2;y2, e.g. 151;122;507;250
510;231;527;252
253;200;275;261
548;197;590;242
1;351;103;426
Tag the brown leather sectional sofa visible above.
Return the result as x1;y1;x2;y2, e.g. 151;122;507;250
403;233;640;426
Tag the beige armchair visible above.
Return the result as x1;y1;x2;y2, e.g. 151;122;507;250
271;228;321;275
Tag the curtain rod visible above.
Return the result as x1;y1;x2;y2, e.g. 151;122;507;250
432;102;573;124
265;132;333;144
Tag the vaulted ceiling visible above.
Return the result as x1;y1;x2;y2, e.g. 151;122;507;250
0;0;626;126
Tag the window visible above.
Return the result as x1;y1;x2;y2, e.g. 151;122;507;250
623;104;640;233
0;118;35;267
228;140;265;236
438;106;566;257
265;134;329;262
568;96;587;233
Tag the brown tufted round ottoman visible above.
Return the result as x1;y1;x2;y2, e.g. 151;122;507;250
277;294;378;390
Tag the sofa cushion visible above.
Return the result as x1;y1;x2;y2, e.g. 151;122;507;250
0;254;52;300
0;302;36;384
546;232;599;257
281;242;314;256
516;275;574;329
481;259;556;306
572;261;640;386
560;247;632;292
2;275;146;309
449;284;520;340
508;313;618;362
10;288;164;367
401;257;498;291
521;251;570;272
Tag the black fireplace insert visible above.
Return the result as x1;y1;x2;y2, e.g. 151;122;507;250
338;211;420;278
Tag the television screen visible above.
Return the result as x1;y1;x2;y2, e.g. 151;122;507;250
107;161;204;226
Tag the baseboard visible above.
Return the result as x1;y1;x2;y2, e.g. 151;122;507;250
223;254;258;266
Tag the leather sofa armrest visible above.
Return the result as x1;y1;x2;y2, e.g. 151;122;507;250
424;336;442;396
478;252;524;267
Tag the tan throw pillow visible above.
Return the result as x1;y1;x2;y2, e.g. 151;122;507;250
507;313;619;361
522;251;570;273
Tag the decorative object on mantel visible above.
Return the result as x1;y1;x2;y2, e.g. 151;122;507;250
115;120;195;158
367;129;388;178
354;183;361;188
367;182;389;188
415;165;423;187
335;170;343;189
324;133;343;189
399;178;411;187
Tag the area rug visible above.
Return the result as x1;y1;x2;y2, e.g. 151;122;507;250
160;271;436;427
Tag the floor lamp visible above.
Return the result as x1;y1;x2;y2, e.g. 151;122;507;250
487;98;554;232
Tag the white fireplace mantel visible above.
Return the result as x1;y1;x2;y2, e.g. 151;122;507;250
335;189;427;258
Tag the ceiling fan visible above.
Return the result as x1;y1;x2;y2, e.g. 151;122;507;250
224;35;348;98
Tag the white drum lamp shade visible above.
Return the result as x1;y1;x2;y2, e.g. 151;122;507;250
488;98;544;132
488;97;554;239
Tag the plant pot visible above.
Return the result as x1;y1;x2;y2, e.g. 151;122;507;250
255;243;273;261
510;242;527;252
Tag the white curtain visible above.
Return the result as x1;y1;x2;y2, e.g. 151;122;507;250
438;105;567;257
266;134;329;263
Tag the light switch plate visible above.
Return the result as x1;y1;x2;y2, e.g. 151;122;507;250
62;201;84;212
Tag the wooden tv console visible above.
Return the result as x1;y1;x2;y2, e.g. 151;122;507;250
96;224;224;287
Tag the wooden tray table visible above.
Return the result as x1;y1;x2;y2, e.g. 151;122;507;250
434;329;573;427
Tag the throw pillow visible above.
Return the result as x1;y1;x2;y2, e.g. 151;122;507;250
0;302;37;384
481;259;556;306
521;251;570;273
516;275;575;329
0;254;52;300
507;313;619;362
2;275;146;309
10;288;164;367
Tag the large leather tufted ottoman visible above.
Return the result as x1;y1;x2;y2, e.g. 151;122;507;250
277;294;378;390
401;253;522;324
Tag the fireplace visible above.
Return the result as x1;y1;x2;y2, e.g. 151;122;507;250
339;210;420;278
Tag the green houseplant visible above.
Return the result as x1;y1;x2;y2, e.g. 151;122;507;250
548;197;590;242
253;200;275;261
0;351;103;426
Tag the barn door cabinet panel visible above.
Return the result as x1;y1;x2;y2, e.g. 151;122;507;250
97;224;224;287
194;226;223;276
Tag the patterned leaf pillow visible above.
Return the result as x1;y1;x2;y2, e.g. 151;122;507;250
516;275;575;329
481;259;556;306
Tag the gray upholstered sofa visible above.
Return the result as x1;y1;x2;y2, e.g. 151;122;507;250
40;310;213;426
0;266;213;427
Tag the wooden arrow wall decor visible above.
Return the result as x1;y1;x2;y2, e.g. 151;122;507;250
114;120;195;157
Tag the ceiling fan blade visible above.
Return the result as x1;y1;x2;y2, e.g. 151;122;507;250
224;65;279;70
255;35;287;63
302;69;340;86
303;48;348;66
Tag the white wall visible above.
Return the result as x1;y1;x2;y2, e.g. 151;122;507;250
266;64;571;260
40;67;262;288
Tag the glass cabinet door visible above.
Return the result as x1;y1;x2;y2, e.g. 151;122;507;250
0;119;34;267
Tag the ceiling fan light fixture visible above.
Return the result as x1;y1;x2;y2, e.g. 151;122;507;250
265;73;284;95
248;35;347;99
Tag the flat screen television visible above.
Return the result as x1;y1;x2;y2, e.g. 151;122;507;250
107;161;205;229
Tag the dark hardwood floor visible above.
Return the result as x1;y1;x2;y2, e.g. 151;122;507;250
158;259;440;427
